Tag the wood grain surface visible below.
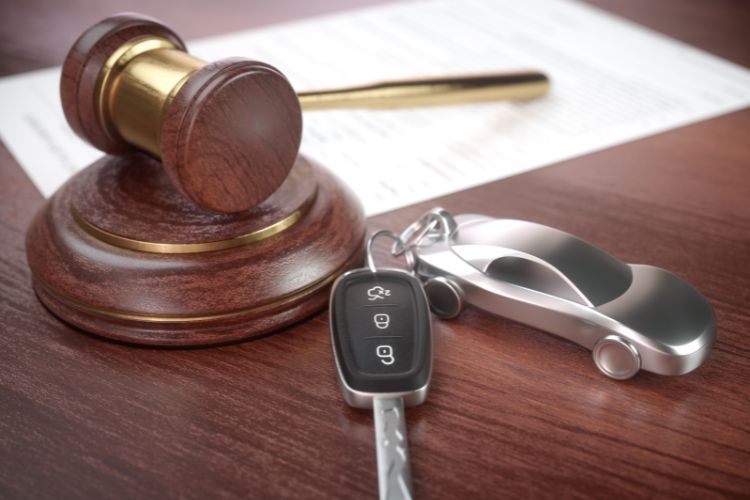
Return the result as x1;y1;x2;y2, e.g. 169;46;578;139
1;0;749;499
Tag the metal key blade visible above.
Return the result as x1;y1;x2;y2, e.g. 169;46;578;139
373;397;413;500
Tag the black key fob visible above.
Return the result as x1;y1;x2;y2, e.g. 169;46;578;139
330;268;433;409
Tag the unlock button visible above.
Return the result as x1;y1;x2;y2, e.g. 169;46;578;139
376;344;395;365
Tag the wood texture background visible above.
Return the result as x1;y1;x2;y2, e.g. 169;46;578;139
1;0;749;498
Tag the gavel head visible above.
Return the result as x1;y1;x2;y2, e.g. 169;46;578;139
61;13;302;213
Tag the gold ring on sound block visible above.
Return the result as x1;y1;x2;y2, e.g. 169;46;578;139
71;185;318;254
35;251;349;324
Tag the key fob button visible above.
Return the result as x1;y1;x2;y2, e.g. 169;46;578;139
350;306;414;338
356;338;413;375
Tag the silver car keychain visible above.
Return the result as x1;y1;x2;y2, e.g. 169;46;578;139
393;208;715;380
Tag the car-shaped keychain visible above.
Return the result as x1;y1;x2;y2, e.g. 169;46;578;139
402;209;715;379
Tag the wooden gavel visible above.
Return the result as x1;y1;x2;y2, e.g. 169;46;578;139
27;13;549;347
63;13;549;213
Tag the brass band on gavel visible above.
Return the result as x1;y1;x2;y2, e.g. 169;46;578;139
98;35;551;160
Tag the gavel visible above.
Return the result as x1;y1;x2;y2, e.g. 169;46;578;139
27;13;549;346
63;14;549;213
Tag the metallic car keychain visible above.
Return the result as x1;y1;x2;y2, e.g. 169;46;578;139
394;208;715;379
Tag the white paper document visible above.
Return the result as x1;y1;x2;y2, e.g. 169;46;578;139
1;0;749;215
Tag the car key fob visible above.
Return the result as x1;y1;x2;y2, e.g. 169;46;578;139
330;267;432;408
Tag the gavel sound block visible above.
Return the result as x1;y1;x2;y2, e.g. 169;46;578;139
25;14;365;346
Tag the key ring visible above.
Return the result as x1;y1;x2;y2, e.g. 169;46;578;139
393;207;457;257
366;229;405;272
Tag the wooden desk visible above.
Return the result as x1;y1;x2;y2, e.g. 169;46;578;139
1;1;749;497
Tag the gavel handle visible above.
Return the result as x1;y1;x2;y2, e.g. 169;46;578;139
297;71;549;111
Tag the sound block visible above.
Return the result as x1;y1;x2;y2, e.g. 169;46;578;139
26;153;365;346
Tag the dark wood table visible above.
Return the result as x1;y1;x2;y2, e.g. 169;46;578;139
1;1;749;498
